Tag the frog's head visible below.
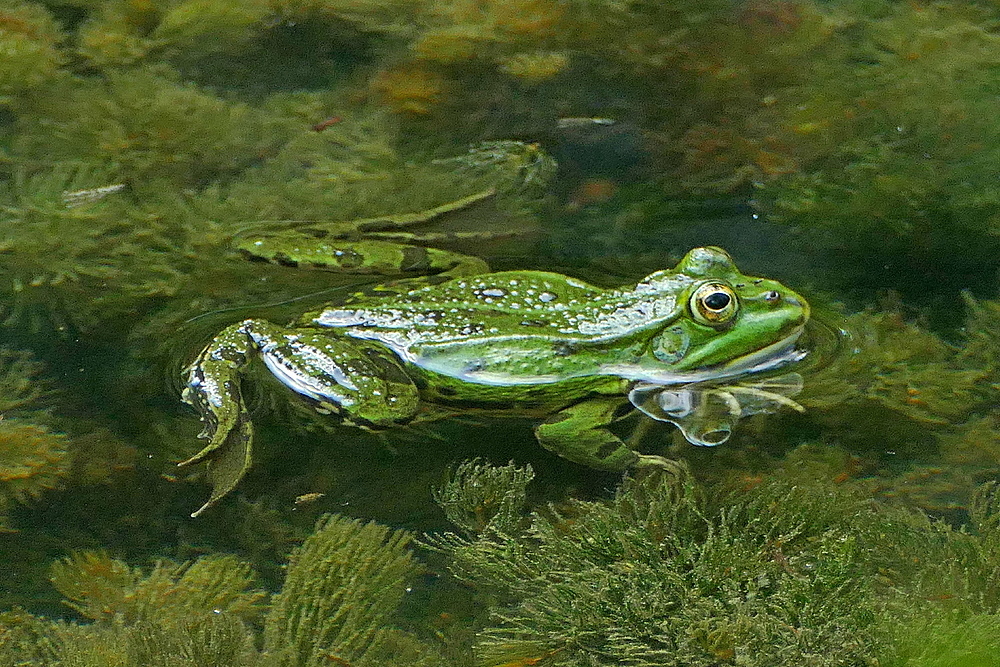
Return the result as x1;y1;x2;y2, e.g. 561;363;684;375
644;246;809;380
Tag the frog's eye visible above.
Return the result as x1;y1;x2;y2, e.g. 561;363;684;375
690;282;738;325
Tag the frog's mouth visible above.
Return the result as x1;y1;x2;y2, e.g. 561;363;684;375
599;325;807;386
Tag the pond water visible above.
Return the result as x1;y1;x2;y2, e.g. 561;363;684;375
1;1;999;665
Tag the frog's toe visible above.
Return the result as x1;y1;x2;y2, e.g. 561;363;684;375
635;454;684;472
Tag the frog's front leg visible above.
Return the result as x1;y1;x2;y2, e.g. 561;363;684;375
535;398;677;472
534;398;641;471
180;319;421;516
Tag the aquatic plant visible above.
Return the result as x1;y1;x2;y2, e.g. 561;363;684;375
0;163;182;334
263;514;421;666
12;67;276;187
2;4;558;343
0;609;260;667
371;65;447;115
401;0;735;95
4;96;557;336
431;461;887;666
430;458;534;538
0;343;144;542
74;0;160;69
956;293;1000;381
0;347;49;414
49;551;264;624
759;297;1000;513
268;0;421;38
0;348;143;533
72;0;420;92
218;113;552;222
152;0;271;58
800;308;987;427
889;611;1000;667
433;139;557;200
0;1;62;104
407;0;569;68
677;2;1000;297
6;464;1000;665
20;0;1000;307
498;50;569;83
0;514;450;665
427;459;1000;667
0;345;72;528
0;420;69;528
75;0;266;73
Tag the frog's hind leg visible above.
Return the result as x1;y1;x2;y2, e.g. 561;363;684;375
240;237;489;280
534;398;641;471
181;319;422;516
239;320;422;429
237;190;496;280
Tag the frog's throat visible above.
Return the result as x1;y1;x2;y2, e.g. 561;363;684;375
598;325;807;385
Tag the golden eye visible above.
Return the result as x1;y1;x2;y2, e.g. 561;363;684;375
690;282;738;325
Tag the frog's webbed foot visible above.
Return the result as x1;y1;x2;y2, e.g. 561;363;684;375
180;321;257;517
179;415;253;518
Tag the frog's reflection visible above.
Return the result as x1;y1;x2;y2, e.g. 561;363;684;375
629;373;805;446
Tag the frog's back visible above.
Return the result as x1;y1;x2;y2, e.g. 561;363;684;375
309;270;686;385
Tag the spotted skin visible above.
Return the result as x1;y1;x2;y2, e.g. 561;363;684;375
181;247;809;516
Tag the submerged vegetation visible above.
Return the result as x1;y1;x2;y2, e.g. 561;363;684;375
427;461;1000;667
0;0;999;663
0;347;70;529
0;515;444;666
6;465;1000;665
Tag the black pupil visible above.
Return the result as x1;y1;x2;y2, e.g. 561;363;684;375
704;292;731;310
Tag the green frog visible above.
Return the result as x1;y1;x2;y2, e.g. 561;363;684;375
180;246;809;516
